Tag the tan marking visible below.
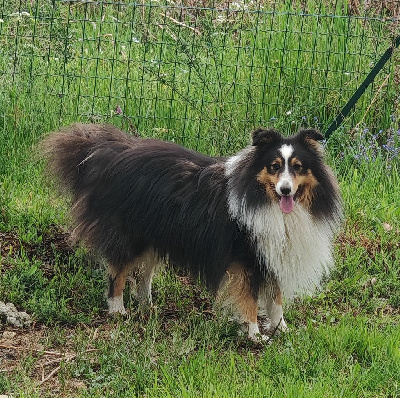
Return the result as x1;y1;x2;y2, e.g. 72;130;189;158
290;157;303;168
257;167;279;201
275;287;283;305
257;162;319;210
271;157;283;167
109;266;132;298
217;263;257;324
292;170;319;209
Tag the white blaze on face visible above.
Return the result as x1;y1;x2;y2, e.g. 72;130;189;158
276;144;295;214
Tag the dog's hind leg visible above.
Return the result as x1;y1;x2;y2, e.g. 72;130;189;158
107;264;132;315
258;279;288;334
128;249;160;308
107;248;160;315
217;263;265;341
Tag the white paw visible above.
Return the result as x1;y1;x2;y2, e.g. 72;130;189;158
249;332;272;344
248;322;271;343
278;318;289;333
263;317;289;335
107;296;126;315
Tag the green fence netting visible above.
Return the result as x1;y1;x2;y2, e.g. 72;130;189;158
0;0;399;151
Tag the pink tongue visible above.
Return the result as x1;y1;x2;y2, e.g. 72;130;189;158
280;196;294;214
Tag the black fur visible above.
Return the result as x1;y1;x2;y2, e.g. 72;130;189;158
43;124;261;290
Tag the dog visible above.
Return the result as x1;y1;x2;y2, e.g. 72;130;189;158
42;124;342;340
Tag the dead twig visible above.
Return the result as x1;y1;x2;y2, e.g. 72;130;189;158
0;343;97;385
0;343;66;356
39;353;77;385
39;348;98;386
39;363;68;385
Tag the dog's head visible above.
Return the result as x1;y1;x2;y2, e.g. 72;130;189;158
252;128;326;214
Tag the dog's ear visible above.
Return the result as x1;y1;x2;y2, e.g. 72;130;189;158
297;128;325;154
252;128;282;146
297;128;324;143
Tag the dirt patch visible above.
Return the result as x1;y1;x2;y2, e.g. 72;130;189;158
336;229;400;262
0;225;74;276
0;324;105;396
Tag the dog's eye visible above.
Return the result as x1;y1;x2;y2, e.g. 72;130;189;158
270;163;281;171
293;163;302;171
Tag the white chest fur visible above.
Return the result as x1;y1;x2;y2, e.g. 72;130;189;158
227;193;337;298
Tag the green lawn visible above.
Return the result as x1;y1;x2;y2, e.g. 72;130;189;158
0;1;399;396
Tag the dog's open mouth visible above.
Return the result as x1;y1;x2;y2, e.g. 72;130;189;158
278;186;304;214
280;195;294;214
273;185;304;214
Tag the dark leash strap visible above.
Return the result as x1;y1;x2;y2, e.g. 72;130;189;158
324;35;400;139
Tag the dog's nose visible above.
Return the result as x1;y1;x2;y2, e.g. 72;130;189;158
280;186;291;196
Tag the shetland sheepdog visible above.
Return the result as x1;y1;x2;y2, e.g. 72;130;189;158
42;124;342;340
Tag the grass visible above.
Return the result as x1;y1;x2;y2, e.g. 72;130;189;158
0;0;399;396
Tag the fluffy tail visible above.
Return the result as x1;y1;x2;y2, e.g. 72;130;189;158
41;123;135;192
